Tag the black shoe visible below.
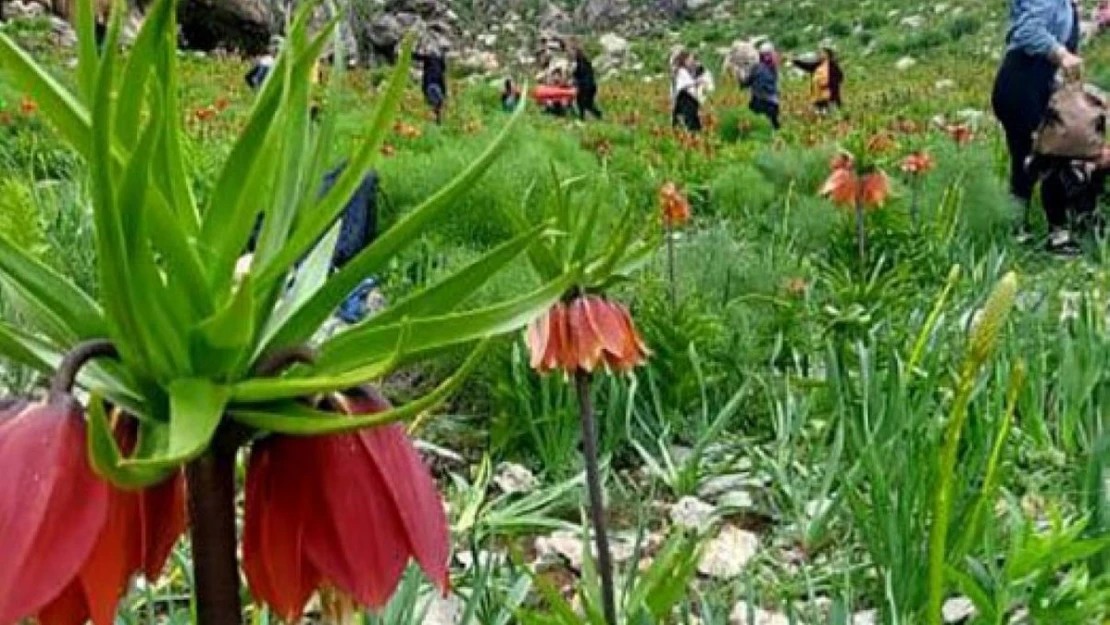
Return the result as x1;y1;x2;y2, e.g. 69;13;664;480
1047;229;1082;257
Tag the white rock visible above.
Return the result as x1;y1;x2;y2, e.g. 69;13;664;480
900;15;926;29
422;594;463;625
599;32;630;57
729;602;789;625
535;530;637;571
718;489;756;510
669;496;717;532
494;462;539;495
935;79;957;90
699;473;752;500
852;610;879;625
698;525;759;580
895;56;917;71
943;597;977;623
477;33;498;47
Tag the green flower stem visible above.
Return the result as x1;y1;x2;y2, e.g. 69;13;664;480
666;223;677;309
575;369;617;625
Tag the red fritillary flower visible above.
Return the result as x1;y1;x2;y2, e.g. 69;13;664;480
900;151;936;176
659;182;691;228
19;94;37;116
0;398;185;625
946;123;974;146
820;153;891;209
243;387;449;622
526;295;650;375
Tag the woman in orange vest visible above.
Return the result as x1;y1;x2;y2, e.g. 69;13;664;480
791;44;843;114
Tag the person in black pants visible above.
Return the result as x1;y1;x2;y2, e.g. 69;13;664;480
671;50;702;132
992;0;1083;253
414;48;448;125
572;46;603;121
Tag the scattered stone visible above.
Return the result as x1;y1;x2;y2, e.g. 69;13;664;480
698;473;751;500
717;489;756;511
935;79;957;90
49;15;77;48
4;0;44;20
493;462;539;495
477;32;497;47
535;530;637;571
698;525;759;580
729;602;789;625
900;15;926;29
669;496;717;532
943;597;977;623
421;594;463;625
599;32;630;57
896;56;917;71
852;610;878;625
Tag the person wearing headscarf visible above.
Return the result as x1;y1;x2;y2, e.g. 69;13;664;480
742;41;781;130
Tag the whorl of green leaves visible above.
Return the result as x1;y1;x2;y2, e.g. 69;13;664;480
0;0;574;486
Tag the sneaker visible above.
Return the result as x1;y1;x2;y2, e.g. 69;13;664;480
1047;229;1082;257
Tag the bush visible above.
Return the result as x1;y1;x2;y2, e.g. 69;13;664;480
718;107;774;145
947;15;982;41
708;163;777;220
827;19;852;38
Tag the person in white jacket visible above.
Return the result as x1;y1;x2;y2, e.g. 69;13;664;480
671;50;703;131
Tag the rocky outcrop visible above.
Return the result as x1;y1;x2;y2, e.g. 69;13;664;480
177;0;272;53
576;0;630;29
357;0;457;63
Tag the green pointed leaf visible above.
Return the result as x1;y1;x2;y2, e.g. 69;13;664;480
122;378;230;470
262;90;528;352
367;222;549;328
75;0;98;103
254;35;414;289
191;279;257;381
87;395;175;488
114;0;174;148
314;271;575;375
0;234;105;340
231;342;487;435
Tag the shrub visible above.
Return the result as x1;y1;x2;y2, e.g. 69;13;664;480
947;15;982;42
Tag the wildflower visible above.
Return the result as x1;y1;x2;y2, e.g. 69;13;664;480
526;295;649;375
659;182;691;227
785;277;808;298
0;398;185;625
392;120;422;139
901;150;936;176
194;106;217;123
866;131;897;155
0;111;12;126
820;152;891;209
242;387;449;622
19;94;37;116
214;96;231;112
946;123;974;146
380;143;396;157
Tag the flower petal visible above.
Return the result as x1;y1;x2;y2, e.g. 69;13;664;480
78;489;141;625
0;399;109;625
244;436;322;622
36;581;89;625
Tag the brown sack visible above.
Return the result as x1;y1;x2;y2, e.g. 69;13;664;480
1034;81;1108;160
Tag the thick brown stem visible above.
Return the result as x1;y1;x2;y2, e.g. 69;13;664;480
50;339;119;396
186;435;243;625
575;370;617;625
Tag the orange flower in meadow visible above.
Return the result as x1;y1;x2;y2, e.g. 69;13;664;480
214;96;231;112
0;111;11;126
866;132;897;155
900;151;936;176
946;124;974;146
392;120;422;139
380;143;396;157
784;277;808;298
858;171;891;207
658;182;691;227
821;153;890;208
526;296;649;375
193;106;217;123
19;95;37;116
463;119;483;135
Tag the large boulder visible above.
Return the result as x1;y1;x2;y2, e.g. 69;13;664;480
177;0;273;53
354;0;458;65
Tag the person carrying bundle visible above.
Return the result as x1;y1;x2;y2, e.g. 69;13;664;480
671;50;703;131
742;41;781;130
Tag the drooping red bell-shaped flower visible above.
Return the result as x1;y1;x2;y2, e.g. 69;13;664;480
243;387;450;622
526;295;650;375
0;398;187;625
0;396;108;625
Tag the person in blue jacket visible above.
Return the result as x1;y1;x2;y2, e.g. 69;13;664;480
742;42;781;130
993;0;1083;253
